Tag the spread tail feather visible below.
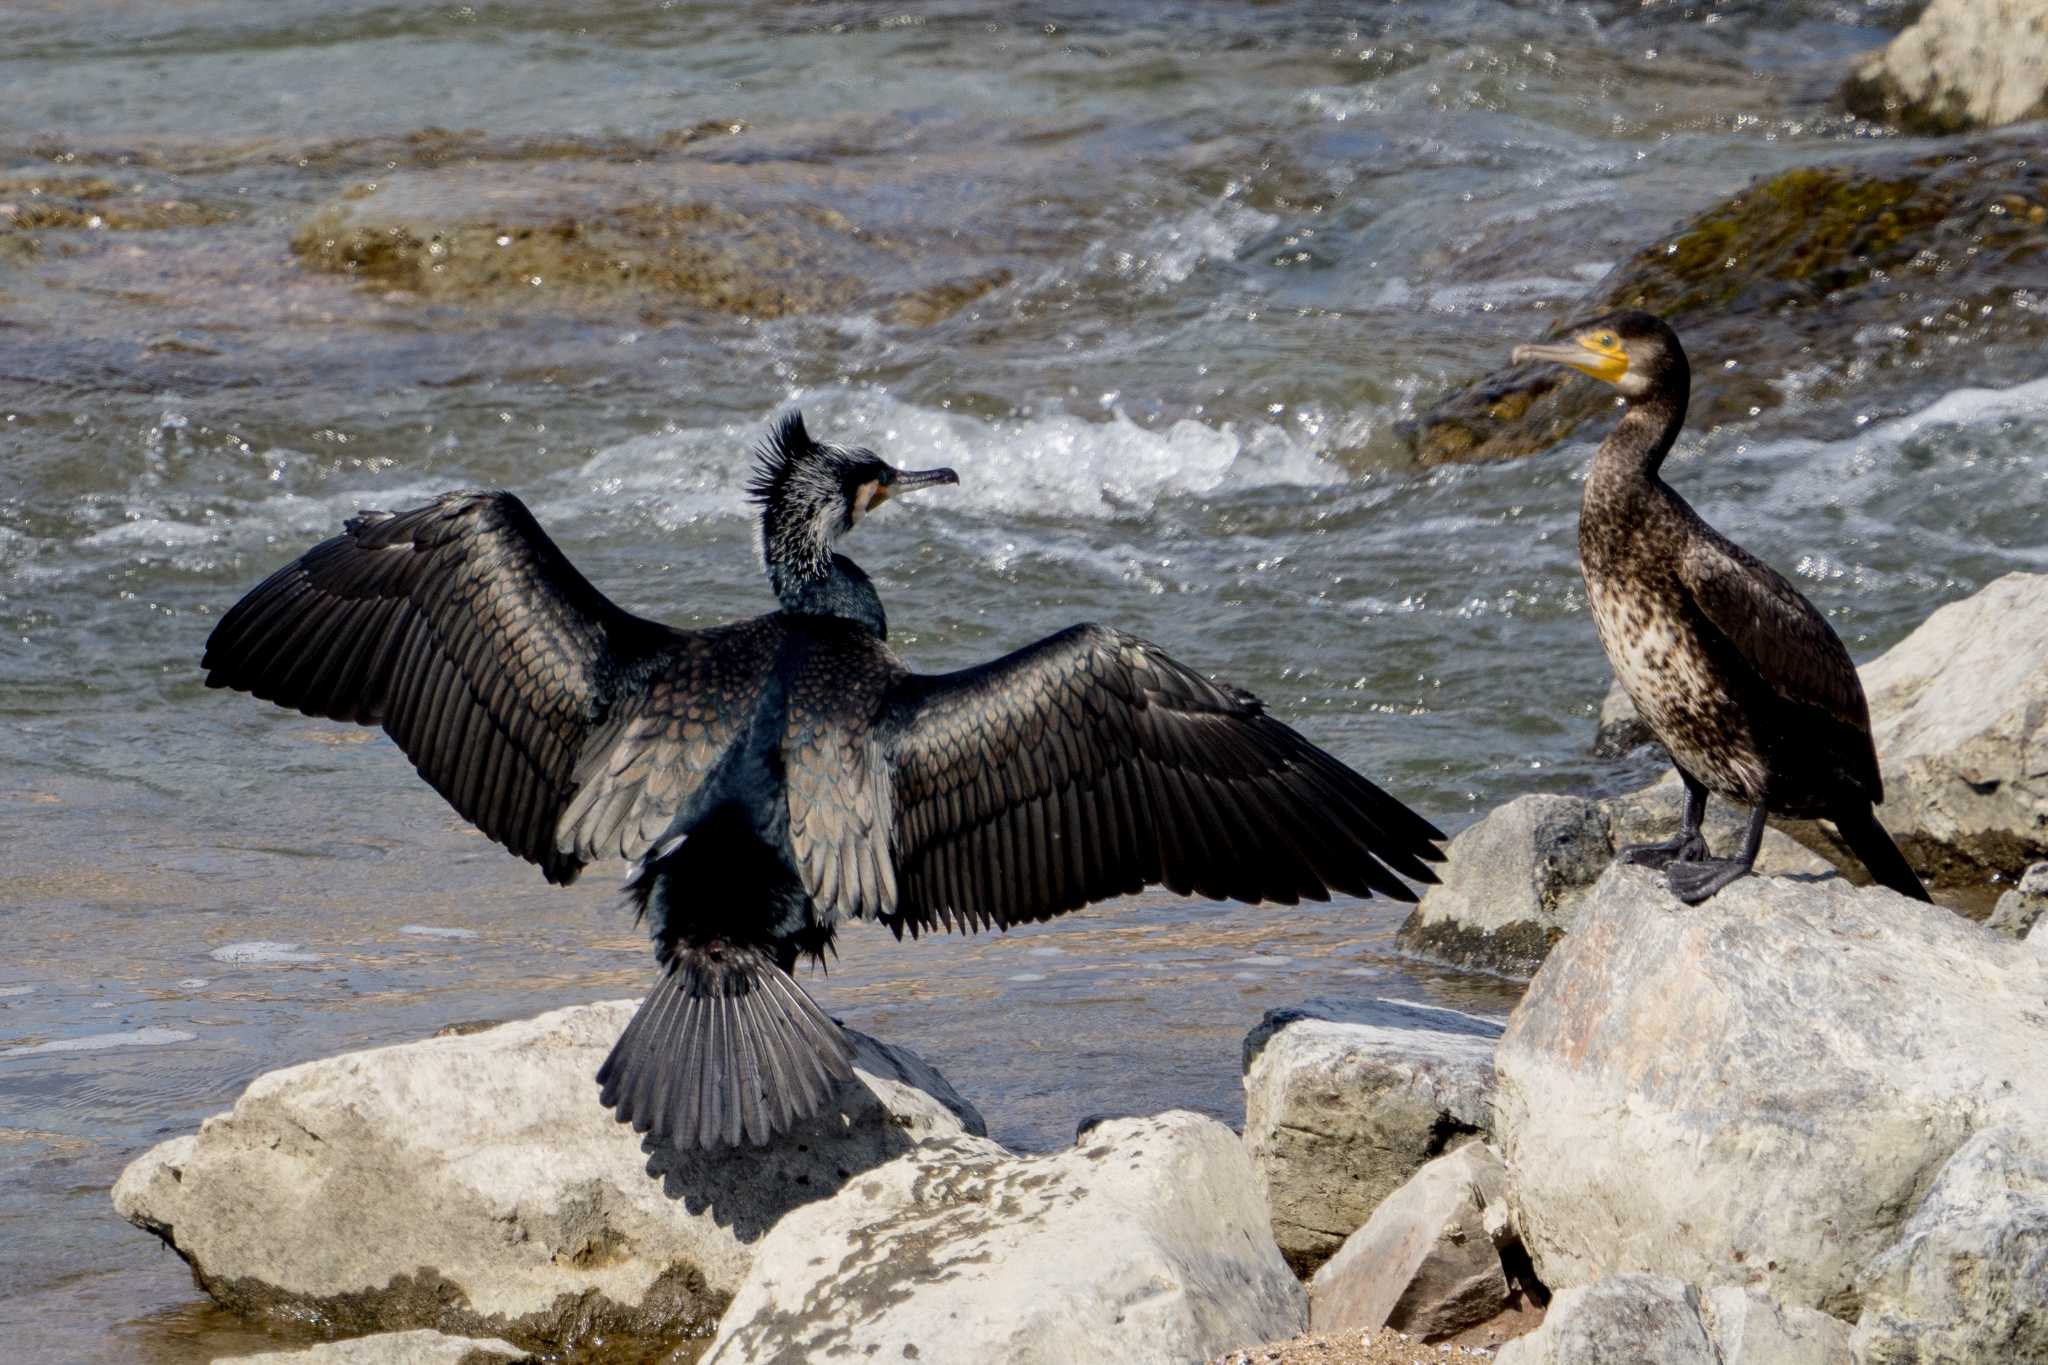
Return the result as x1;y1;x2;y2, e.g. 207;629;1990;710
597;944;856;1149
1832;803;1931;903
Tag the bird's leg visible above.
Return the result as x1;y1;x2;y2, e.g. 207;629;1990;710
1665;800;1768;904
1620;768;1711;870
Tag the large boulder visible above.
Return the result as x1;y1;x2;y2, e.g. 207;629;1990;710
1843;0;2048;134
1494;866;2048;1315
702;1111;1305;1365
1859;572;2048;883
1849;1125;2048;1363
1496;1276;1850;1365
229;1331;532;1365
1405;140;2048;466
1306;1140;1513;1341
1394;792;1831;978
1241;999;1503;1274
114;1001;983;1356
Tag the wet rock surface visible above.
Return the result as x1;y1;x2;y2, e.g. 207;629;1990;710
113;1001;983;1357
702;1111;1305;1365
1306;1140;1514;1341
1394;791;1831;978
1406;136;2048;465
1494;865;2048;1315
1241;999;1502;1276
1843;0;2048;134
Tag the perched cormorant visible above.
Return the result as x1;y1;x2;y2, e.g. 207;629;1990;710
203;412;1447;1148
1512;311;1929;905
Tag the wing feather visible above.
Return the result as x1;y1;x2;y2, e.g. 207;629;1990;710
877;623;1447;937
203;490;688;883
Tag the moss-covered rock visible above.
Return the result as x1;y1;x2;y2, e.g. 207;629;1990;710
1407;136;2048;464
0;173;233;251
289;156;1019;325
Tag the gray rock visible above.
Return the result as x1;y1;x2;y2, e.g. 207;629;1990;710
1697;1287;1852;1365
1494;866;2048;1314
1493;1275;1718;1365
1395;791;1831;978
1859;573;2048;884
225;1331;532;1365
702;1111;1304;1365
114;1001;983;1354
1307;1140;1511;1340
1844;0;2048;133
1241;998;1503;1275
1988;861;2048;937
1593;679;1658;758
1850;1125;2048;1363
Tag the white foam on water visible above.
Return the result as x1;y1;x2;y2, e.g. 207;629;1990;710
0;986;34;998
400;925;479;940
1026;945;1065;957
175;978;210;990
1;1027;196;1059
1006;972;1047;983
1232;955;1291;967
1100;199;1280;290
569;392;1342;528
209;940;322;965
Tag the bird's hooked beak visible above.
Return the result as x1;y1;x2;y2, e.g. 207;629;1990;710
870;465;960;508
1512;333;1629;386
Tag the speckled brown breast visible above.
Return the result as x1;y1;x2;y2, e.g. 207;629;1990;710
1581;490;1770;804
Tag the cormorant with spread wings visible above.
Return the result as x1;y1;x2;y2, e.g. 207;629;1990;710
203;413;1447;1148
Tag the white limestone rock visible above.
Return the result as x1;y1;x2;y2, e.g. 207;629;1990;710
1988;860;2048;938
702;1111;1305;1365
1307;1140;1512;1340
1850;1125;2048;1363
1845;0;2048;133
115;1001;983;1353
1493;1275;1718;1365
1493;866;2048;1315
1241;997;1503;1274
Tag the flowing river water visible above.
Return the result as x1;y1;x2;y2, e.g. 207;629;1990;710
4;2;2046;1360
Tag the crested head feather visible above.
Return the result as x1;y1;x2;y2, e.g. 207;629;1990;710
749;409;819;511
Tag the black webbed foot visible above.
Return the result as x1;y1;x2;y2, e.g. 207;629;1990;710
1620;832;1710;871
1665;857;1753;905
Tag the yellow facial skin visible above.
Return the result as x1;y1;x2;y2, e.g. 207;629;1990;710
1512;329;1630;386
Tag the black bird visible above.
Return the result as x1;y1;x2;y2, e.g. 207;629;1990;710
1512;311;1928;905
202;412;1447;1147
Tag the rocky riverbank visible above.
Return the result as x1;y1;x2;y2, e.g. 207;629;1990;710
112;556;2048;1365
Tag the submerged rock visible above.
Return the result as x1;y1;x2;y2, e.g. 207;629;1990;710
1406;139;2048;465
290;154;1015;323
1306;1140;1513;1341
1591;679;1659;758
1394;791;1829;978
114;1001;982;1356
1989;862;2048;937
702;1111;1305;1365
1843;0;2048;134
1495;1275;1850;1365
1850;1124;2048;1363
1494;866;2048;1315
230;1330;532;1364
1241;998;1502;1275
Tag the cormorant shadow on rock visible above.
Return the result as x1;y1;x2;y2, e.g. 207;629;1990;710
201;410;1444;1150
635;1026;983;1241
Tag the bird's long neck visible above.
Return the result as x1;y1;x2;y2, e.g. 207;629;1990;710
769;549;888;638
1586;381;1687;501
